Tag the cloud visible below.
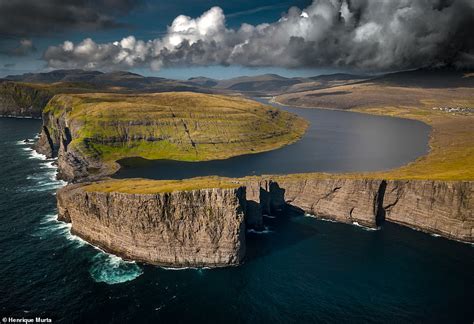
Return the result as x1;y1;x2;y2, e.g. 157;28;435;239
43;0;474;71
0;0;140;37
0;39;36;57
226;3;290;18
4;63;16;68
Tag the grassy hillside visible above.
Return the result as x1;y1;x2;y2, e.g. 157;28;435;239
0;81;105;117
0;82;53;117
46;92;308;163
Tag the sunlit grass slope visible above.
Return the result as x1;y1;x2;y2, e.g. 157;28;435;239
45;92;308;163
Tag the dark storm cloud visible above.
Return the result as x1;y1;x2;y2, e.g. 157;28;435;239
0;0;140;37
43;0;474;71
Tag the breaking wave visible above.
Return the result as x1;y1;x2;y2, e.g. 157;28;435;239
89;253;143;285
247;226;273;234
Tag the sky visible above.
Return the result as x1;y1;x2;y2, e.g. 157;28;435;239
0;0;473;79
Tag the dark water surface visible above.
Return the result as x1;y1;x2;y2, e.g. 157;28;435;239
115;99;431;179
1;118;473;323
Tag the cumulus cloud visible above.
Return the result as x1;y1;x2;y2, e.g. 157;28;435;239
43;0;474;71
0;0;140;37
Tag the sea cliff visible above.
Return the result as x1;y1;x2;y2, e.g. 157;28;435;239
0;82;53;118
57;184;247;267
245;178;473;242
56;178;472;268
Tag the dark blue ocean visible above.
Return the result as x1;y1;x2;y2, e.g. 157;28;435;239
0;118;473;323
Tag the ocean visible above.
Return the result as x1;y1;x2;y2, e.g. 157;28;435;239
0;118;472;323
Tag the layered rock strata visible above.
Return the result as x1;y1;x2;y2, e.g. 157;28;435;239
56;178;472;268
57;184;247;267
35;106;111;182
245;179;473;242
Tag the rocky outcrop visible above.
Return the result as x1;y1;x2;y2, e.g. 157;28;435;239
383;180;473;242
245;179;385;228
35;98;112;182
0;82;53;118
245;178;473;242
57;184;247;267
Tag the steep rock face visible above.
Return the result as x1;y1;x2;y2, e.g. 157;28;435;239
246;178;473;242
56;179;472;268
383;180;473;242
0;82;53;118
35;106;110;182
245;178;384;228
57;185;247;267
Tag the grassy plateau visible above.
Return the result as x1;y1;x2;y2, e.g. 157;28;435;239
45;91;308;164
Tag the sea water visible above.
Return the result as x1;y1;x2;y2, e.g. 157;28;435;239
0;118;472;323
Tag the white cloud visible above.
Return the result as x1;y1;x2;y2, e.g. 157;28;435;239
43;0;474;71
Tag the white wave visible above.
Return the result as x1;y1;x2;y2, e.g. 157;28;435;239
28;150;48;160
43;217;143;285
352;221;379;231
161;266;194;271
25;182;64;192
305;213;337;223
6;115;37;119
16;139;35;145
247;226;273;234
37;213;83;244
263;214;276;219
161;266;211;271
89;253;143;285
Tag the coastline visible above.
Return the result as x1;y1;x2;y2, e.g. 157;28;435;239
4;90;473;267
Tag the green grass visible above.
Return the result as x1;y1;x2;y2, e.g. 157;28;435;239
84;177;240;194
45;92;308;163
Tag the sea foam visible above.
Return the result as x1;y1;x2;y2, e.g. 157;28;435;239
247;226;273;234
89;253;143;285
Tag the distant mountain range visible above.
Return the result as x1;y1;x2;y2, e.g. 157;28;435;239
2;67;473;97
2;69;369;95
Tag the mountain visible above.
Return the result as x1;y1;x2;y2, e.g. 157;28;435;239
211;74;304;94
366;68;474;88
284;73;369;93
308;73;368;82
275;67;474;109
3;70;374;96
4;69;103;83
186;77;218;87
3;70;206;93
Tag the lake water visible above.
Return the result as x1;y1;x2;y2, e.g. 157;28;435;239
115;99;431;179
1;117;472;323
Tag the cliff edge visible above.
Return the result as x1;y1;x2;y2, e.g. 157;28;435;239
55;178;472;268
57;183;247;267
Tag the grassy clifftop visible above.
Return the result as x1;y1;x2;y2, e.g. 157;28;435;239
0;81;101;117
0;82;54;117
84;177;240;194
46;92;308;163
